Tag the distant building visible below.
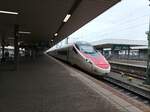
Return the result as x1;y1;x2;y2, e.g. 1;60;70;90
92;39;148;61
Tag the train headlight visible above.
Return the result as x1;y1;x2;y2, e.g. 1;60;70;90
86;58;90;62
85;59;92;64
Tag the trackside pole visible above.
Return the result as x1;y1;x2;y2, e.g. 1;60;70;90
145;18;150;85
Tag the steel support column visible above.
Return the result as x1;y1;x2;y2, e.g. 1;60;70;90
111;45;115;59
14;25;19;69
127;45;130;59
1;34;5;61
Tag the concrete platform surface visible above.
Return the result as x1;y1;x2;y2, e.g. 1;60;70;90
0;54;121;112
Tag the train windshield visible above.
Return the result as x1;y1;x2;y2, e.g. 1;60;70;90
76;43;99;56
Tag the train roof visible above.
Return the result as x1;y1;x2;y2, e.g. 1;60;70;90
46;41;93;52
46;43;73;52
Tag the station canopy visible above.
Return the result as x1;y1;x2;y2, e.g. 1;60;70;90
0;0;120;48
92;39;148;49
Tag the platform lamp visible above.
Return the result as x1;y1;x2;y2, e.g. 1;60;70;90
145;18;150;85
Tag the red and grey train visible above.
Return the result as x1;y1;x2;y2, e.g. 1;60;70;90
47;41;110;76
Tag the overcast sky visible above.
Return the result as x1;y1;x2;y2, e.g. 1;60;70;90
66;0;150;43
53;0;150;48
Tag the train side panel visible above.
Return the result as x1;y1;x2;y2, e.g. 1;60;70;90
68;45;92;73
56;48;68;61
49;47;68;61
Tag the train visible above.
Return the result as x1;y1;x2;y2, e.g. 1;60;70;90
47;41;111;76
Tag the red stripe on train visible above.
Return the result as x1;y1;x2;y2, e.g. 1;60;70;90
81;52;110;69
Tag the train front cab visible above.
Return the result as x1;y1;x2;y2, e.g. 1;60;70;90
72;42;110;76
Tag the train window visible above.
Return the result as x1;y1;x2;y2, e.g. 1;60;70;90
78;45;98;56
75;42;100;56
81;46;94;53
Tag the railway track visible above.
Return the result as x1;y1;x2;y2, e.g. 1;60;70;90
102;76;150;106
103;73;150;103
107;61;150;102
110;62;146;80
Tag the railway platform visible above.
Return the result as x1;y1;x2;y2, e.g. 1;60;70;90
0;54;148;112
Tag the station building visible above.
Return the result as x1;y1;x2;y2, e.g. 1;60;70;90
92;39;148;61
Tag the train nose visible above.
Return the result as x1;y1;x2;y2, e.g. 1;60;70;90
93;64;111;74
89;56;110;69
96;64;110;69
